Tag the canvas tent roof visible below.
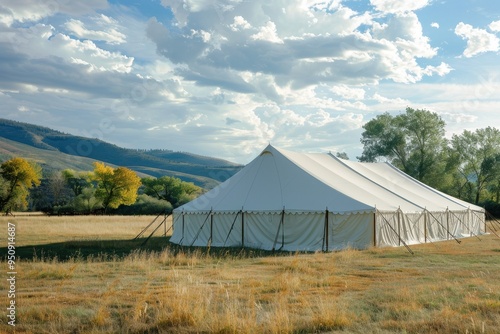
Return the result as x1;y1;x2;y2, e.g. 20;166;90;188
174;145;483;215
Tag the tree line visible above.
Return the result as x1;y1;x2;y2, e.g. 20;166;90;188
0;160;201;215
359;107;500;215
1;107;500;216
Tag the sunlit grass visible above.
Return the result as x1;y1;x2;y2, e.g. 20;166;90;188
1;216;499;333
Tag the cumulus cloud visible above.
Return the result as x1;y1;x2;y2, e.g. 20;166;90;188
250;21;283;44
455;22;500;57
149;0;445;91
4;0;497;164
330;85;366;100
3;24;134;74
489;20;500;32
0;0;108;25
431;22;439;29
230;16;251;31
64;15;126;44
370;0;429;14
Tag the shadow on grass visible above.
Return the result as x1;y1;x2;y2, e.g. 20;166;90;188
2;236;295;262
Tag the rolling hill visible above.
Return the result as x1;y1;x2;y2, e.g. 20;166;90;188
0;118;243;189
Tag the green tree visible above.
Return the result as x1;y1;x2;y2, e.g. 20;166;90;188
0;157;41;213
483;154;500;203
336;152;349;160
142;176;201;208
450;127;500;204
359;107;448;188
62;169;92;197
92;162;141;213
74;187;103;214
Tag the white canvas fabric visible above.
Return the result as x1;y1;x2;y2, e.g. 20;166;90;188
171;145;485;251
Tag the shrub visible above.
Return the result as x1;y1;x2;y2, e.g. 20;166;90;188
110;194;173;215
482;200;500;218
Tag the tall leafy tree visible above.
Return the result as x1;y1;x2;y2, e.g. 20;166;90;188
92;162;141;212
142;176;201;207
61;169;92;197
359;107;448;188
450;127;500;204
0;157;41;213
483;154;500;203
74;187;103;214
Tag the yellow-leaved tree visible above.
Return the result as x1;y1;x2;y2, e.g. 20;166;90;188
92;162;141;213
0;157;41;214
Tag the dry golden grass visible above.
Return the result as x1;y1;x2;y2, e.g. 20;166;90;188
1;216;500;333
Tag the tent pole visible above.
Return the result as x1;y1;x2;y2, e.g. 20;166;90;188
223;210;241;247
272;210;285;252
164;213;167;236
481;209;488;233
141;214;171;246
325;209;329;252
397;208;401;247
281;209;285;250
484;210;500;237
449;210;481;241
373;210;377;247
241;209;245;248
179;211;185;245
426;209;461;244
190;209;212;247
485;210;500;231
133;212;163;240
322;209;326;251
208;209;214;247
424;209;427;243
378;211;414;255
446;208;450;240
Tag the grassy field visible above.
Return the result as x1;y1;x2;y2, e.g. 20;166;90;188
1;215;500;334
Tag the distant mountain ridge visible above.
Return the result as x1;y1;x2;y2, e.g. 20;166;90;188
0;118;243;188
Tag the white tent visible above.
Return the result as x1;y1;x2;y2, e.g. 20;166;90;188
170;145;485;251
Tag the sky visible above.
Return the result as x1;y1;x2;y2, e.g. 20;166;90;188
0;0;499;164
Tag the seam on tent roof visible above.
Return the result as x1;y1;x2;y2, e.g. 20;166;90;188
271;150;285;208
276;147;378;211
384;162;479;211
328;152;425;211
242;152;266;207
